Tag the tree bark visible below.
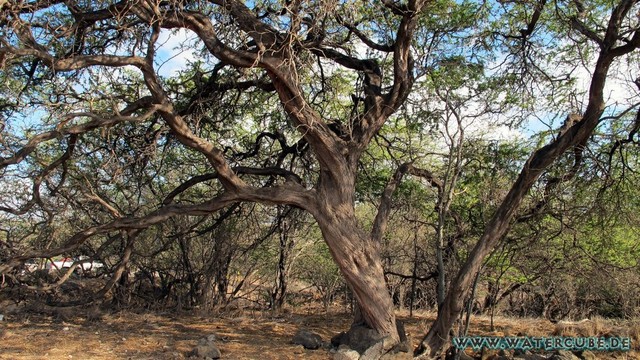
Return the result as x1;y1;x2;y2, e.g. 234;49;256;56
317;219;400;343
311;171;400;343
271;207;295;310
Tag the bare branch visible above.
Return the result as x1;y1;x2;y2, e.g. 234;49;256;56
0;107;160;169
161;167;304;206
0;192;240;274
371;163;443;243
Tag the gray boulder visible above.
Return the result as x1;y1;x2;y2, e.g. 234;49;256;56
333;348;361;360
330;320;413;360
292;329;324;350
332;331;349;347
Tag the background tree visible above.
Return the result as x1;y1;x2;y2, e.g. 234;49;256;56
417;0;640;355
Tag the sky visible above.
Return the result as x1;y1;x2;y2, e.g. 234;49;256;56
156;29;200;77
151;20;638;145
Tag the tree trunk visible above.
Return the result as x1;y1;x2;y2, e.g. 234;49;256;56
313;197;400;344
271;209;294;310
435;219;446;311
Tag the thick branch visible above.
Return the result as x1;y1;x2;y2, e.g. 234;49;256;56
1;42;146;71
209;0;283;50
162;167;304;205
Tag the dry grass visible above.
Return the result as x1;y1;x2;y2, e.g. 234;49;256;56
0;307;638;359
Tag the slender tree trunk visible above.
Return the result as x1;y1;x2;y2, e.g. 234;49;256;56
410;228;419;318
271;210;294;310
435;218;446;310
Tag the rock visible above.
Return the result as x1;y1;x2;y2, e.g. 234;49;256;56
332;332;349;348
380;349;413;360
190;344;221;359
333;348;361;360
391;341;412;355
331;320;414;359
549;350;580;360
456;351;476;360
485;350;512;360
513;348;527;356
513;353;548;360
0;314;4;321
0;300;18;314
197;335;218;346
481;350;501;360
499;349;511;357
486;356;511;360
347;325;384;353
361;341;384;359
379;321;413;360
292;329;323;350
189;336;221;359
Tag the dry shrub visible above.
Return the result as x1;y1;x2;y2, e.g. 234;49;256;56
575;317;609;337
629;320;640;345
550;317;622;339
553;322;577;337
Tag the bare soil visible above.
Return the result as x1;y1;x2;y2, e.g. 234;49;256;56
0;307;638;359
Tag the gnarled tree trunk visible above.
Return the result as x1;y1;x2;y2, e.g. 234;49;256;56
311;170;400;344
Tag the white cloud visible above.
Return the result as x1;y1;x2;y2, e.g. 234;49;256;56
156;29;200;77
572;58;637;109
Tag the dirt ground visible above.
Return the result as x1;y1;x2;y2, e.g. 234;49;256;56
0;307;638;359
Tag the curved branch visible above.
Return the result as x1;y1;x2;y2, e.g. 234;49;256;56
0;106;161;169
148;9;260;68
0;133;78;215
2;42;147;71
162;167;305;205
336;15;394;52
570;17;605;47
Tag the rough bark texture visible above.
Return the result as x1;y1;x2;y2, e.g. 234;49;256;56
312;168;400;343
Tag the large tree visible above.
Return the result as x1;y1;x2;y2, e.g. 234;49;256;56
0;0;428;349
